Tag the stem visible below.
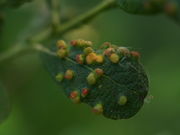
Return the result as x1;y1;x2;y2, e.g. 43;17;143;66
0;44;55;64
0;44;33;64
51;0;61;30
57;0;117;35
0;0;117;64
29;26;52;43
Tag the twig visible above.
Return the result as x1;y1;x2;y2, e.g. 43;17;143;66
57;0;117;35
0;0;117;64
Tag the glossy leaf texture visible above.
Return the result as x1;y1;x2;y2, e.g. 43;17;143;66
42;39;149;120
117;0;180;23
0;82;10;124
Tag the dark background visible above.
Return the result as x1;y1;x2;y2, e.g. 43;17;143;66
0;0;180;135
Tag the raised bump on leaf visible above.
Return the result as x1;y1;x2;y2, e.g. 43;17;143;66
70;91;81;104
87;72;97;85
57;49;68;58
101;42;112;49
96;55;104;63
83;47;94;55
92;103;103;115
118;47;130;56
56;40;67;49
131;51;140;59
42;39;149;120
104;47;115;56
81;88;89;97
64;70;74;80
70;39;92;47
86;52;97;64
76;54;84;64
118;95;127;106
109;53;120;63
55;73;64;82
95;68;104;76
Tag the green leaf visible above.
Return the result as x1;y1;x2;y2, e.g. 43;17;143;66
0;12;3;37
117;0;161;14
0;0;33;8
117;0;180;24
0;82;10;124
42;39;149;120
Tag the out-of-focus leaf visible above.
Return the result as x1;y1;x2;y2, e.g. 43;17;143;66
0;12;3;37
0;0;33;8
117;0;180;24
0;82;10;124
42;39;149;120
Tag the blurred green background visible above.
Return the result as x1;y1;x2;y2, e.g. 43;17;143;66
0;0;180;135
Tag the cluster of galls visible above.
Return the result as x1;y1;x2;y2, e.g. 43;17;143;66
102;42;140;63
55;69;90;104
56;39;140;65
71;39;104;65
55;69;74;82
55;39;140;115
56;40;68;58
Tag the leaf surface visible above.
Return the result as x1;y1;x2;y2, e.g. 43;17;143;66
0;82;10;124
42;39;149;120
117;0;180;24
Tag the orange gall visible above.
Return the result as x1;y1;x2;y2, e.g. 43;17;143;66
104;47;115;56
76;54;84;64
131;51;140;59
95;68;104;76
70;91;80;104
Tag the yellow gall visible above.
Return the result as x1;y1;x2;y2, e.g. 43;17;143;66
118;96;127;105
55;73;64;82
87;72;96;85
109;53;120;63
64;70;74;80
92;103;103;115
56;40;67;49
96;55;104;63
83;47;94;55
57;49;68;58
86;52;97;64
